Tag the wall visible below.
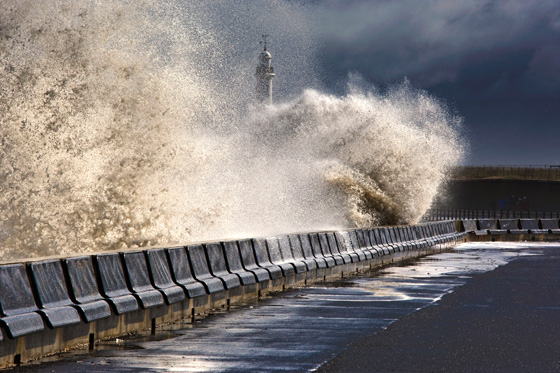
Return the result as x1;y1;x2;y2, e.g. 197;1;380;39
0;222;463;368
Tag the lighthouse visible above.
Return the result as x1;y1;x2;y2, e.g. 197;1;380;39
255;35;275;104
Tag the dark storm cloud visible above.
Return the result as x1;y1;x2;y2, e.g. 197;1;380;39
313;0;560;164
318;0;559;96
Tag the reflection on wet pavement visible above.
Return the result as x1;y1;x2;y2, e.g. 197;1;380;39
15;242;553;372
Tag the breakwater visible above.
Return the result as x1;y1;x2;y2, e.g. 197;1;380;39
0;221;462;368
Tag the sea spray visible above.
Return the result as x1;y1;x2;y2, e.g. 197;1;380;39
239;81;465;230
0;1;465;260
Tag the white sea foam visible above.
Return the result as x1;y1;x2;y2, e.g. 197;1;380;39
0;1;465;260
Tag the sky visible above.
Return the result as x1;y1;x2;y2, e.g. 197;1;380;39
312;0;560;165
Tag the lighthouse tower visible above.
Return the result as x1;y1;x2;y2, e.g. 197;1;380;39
255;35;275;104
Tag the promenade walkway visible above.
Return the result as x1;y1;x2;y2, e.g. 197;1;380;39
13;243;557;372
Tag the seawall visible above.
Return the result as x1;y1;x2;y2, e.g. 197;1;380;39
0;222;464;368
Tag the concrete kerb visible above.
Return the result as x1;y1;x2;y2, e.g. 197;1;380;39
1;221;463;369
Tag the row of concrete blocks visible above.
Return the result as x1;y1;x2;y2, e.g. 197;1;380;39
0;221;464;367
461;218;560;238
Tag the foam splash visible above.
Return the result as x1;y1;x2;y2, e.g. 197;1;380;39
0;2;465;260
241;82;465;229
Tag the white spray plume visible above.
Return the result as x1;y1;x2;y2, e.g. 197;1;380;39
0;2;465;260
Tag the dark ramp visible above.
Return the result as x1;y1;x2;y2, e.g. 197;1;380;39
327;232;352;264
64;257;111;322
498;219;525;234
334;231;363;262
414;226;432;247
540;219;560;234
277;235;306;273
364;229;384;256
265;238;297;276
478;218;506;235
249;239;284;280
463;219;490;236
166;247;207;298
289;235;318;271
404;227;422;250
541;219;560;234
145;249;186;305
186;245;225;294
318;233;344;266
204;243;241;290
376;229;394;254
94;254;139;315
237;239;272;283
519;219;548;234
413;226;430;249
28;260;81;328
311;233;336;267
387;228;405;252
121;252;165;309
357;229;381;257
222;241;256;286
299;234;328;269
0;264;45;338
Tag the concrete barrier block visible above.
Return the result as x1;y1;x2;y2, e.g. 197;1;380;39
461;220;477;233
93;253;139;315
411;226;426;248
146;249;186;305
299;234;327;269
205;243;242;290
289;235;318;271
497;219;524;234
186;245;226;294
350;230;373;260
222;241;257;286
308;233;333;267
121;252;165;309
519;219;548;234
403;226;418;250
334;231;362;263
307;234;333;278
27;260;81;328
277;236;306;273
477;219;497;234
63;256;111;323
359;229;378;257
377;229;394;254
412;226;426;248
540;219;560;234
365;229;383;257
237;239;273;282
166;247;207;299
326;233;352;270
250;239;285;288
400;227;415;250
404;226;418;249
0;264;45;339
265;238;296;276
388;228;405;252
316;233;340;275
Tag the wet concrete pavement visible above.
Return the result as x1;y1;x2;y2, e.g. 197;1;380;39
320;243;560;372
12;243;560;372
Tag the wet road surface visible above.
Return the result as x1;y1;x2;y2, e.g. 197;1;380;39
319;243;560;373
13;242;559;372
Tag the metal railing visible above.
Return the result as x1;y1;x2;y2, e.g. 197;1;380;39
424;208;560;221
453;166;560;181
